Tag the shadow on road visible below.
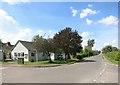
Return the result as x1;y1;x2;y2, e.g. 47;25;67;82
76;59;96;63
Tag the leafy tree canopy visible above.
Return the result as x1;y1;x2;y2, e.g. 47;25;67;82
53;27;83;55
102;45;118;54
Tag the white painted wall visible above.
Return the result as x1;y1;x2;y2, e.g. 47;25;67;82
11;42;29;61
50;53;55;61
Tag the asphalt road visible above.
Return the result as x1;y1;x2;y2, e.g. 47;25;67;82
2;54;118;83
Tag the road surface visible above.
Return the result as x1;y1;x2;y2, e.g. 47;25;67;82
2;54;118;83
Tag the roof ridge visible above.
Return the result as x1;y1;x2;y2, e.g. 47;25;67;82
18;40;32;43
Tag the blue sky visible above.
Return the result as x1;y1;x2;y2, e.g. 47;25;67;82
0;1;118;50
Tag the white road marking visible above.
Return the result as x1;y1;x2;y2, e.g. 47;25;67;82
0;67;6;70
100;68;105;76
100;72;102;75
93;80;96;82
94;62;107;82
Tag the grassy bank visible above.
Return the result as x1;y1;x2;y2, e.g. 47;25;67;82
103;51;120;64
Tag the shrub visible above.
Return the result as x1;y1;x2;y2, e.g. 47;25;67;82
106;51;120;62
92;50;100;56
31;59;34;62
114;52;120;61
76;53;83;60
83;53;88;57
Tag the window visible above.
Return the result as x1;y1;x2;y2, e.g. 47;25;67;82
31;53;35;56
18;53;20;57
21;52;24;56
14;53;17;56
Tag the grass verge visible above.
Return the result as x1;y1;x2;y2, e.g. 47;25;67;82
1;58;78;65
103;51;120;64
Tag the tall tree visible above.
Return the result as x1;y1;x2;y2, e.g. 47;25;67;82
87;39;95;49
112;47;118;51
102;45;113;54
43;38;55;62
84;46;93;56
53;27;82;59
32;35;55;62
32;35;44;52
0;39;2;49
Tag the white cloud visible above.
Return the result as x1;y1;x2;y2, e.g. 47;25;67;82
70;6;73;9
88;4;93;7
70;7;78;17
112;40;117;44
81;32;90;38
80;8;97;18
38;30;43;33
98;15;118;25
0;28;32;44
48;30;52;33
86;18;93;25
103;42;110;47
103;39;118;48
72;9;77;17
2;0;30;5
0;9;32;44
103;41;117;48
112;40;118;47
17;28;32;38
37;29;55;39
0;9;55;45
81;32;90;48
0;9;16;24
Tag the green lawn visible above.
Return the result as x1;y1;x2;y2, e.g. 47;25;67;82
2;61;16;64
25;58;78;65
24;60;49;65
1;58;78;65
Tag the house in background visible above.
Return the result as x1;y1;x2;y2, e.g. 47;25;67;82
0;48;3;61
11;40;48;62
2;42;14;61
0;51;3;61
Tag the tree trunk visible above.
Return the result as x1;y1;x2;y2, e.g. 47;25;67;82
65;53;70;61
67;53;70;59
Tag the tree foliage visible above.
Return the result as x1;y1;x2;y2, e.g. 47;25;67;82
112;47;118;51
84;46;92;53
87;39;95;49
32;35;55;62
53;27;83;57
0;39;2;49
32;35;44;52
102;45;114;54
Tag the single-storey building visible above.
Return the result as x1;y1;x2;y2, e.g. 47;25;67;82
11;40;49;62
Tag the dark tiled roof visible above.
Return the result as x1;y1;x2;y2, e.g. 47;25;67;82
2;43;14;52
19;40;35;50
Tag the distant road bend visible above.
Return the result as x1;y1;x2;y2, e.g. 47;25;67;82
2;54;118;83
